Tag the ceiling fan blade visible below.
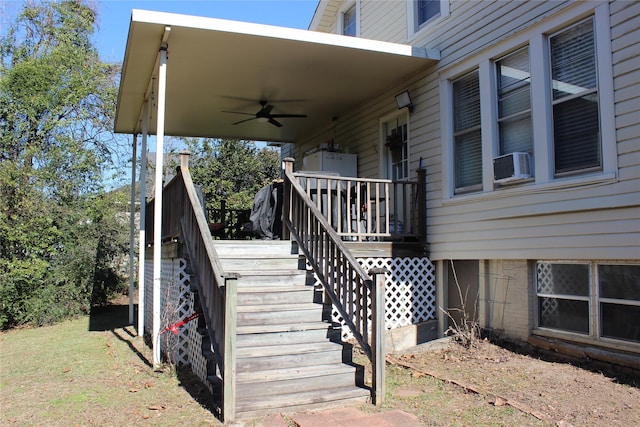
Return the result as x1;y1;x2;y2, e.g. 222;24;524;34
222;110;255;116
268;118;283;127
269;114;307;119
232;117;258;125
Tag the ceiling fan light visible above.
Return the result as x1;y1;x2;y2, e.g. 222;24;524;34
257;117;269;123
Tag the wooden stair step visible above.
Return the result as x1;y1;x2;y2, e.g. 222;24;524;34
236;364;359;398
237;303;321;325
236;302;319;313
236;362;356;383
236;285;313;305
236;321;331;335
235;386;370;419
236;324;339;348
237;270;309;286
213;240;295;256
219;257;301;271
236;341;341;358
236;344;346;371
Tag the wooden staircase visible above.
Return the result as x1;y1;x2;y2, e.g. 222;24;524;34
203;240;370;420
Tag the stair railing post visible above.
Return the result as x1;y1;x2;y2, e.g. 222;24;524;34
282;158;295;241
369;268;386;406
223;276;237;422
416;167;427;244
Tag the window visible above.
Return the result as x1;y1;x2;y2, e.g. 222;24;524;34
537;263;590;334
599;265;640;342
408;0;449;37
550;18;600;176
537;262;640;344
441;4;615;199
342;5;357;37
453;70;482;193
417;0;440;27
496;47;532;156
383;116;409;180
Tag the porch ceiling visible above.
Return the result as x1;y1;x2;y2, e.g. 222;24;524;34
115;9;438;143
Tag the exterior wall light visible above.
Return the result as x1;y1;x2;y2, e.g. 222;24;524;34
395;90;414;113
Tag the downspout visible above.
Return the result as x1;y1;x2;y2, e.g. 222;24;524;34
128;134;137;325
137;101;149;337
152;27;171;367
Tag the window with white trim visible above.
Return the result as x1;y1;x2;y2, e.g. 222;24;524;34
418;0;440;26
408;0;449;37
550;18;600;176
342;5;357;36
442;6;614;198
338;2;359;37
383;116;409;181
496;47;532;156
536;262;640;344
453;70;482;193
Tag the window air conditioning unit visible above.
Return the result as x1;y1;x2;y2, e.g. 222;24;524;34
493;152;532;184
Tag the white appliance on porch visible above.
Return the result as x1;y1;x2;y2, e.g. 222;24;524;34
303;151;357;177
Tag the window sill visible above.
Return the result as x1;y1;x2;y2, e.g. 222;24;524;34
444;172;618;207
532;328;640;356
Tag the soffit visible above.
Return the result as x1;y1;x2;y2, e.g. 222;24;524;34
115;9;438;143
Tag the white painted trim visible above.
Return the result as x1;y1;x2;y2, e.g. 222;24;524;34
406;0;450;41
128;135;137;325
337;1;360;37
152;33;169;367
131;8;434;60
530;33;553;183
308;0;328;31
137;100;149;337
378;109;411;180
594;2;617;176
479;60;495;192
439;75;453;198
438;0;616;201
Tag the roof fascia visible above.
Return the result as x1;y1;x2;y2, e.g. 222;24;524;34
130;9;436;60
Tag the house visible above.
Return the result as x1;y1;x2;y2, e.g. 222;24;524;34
293;0;639;365
115;0;639;422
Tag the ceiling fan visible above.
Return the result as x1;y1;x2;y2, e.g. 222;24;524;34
223;100;307;128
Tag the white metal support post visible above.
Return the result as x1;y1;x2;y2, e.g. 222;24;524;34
152;30;170;367
128;134;137;325
137;101;149;337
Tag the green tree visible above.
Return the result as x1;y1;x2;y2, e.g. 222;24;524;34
0;1;127;328
184;138;280;211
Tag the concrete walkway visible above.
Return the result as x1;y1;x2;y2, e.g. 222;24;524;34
255;407;423;427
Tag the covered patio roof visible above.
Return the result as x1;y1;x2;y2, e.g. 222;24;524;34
115;9;439;143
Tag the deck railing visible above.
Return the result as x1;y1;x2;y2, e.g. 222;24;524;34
282;158;386;404
146;152;237;421
292;168;426;242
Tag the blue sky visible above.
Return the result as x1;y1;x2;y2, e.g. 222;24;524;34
0;0;319;184
2;0;320;62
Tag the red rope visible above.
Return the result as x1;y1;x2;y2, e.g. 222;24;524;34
160;312;199;335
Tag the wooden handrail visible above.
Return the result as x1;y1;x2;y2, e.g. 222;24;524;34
282;158;386;404
147;152;237;421
292;170;422;241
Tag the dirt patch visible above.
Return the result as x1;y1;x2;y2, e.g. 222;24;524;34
385;338;640;426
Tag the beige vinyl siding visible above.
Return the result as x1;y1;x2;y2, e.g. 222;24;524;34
424;1;639;261
611;0;640;191
359;1;406;43
301;0;638;262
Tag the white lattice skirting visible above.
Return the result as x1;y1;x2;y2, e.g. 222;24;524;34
144;259;195;367
320;257;437;341
145;256;437;365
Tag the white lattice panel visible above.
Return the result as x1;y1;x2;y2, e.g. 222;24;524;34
320;257;436;340
188;322;215;396
143;258;193;366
